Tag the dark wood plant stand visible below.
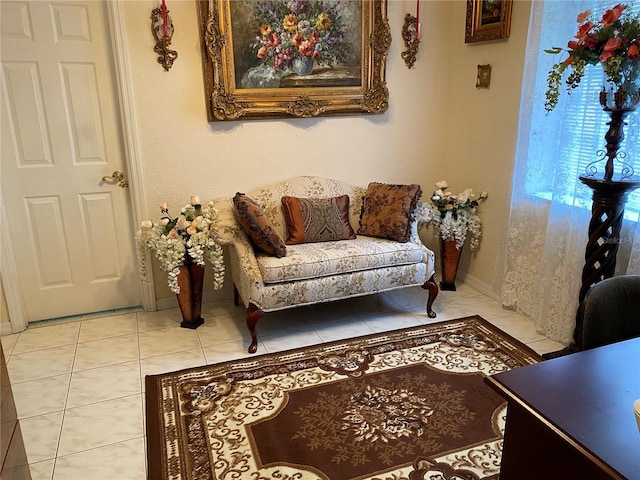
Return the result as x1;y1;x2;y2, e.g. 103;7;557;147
577;177;640;302
440;239;463;291
567;176;640;352
176;257;205;329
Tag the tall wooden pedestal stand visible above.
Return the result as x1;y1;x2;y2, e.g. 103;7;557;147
569;176;640;351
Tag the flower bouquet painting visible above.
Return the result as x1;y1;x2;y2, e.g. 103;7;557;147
136;197;225;328
231;0;362;88
197;0;390;120
427;181;488;290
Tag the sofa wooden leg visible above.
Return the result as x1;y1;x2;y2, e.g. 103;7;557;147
422;275;439;318
246;304;263;354
233;285;240;306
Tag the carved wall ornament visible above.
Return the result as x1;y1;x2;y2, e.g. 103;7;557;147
401;14;420;69
151;0;178;71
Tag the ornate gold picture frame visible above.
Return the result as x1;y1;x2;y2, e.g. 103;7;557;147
197;0;390;121
465;0;512;44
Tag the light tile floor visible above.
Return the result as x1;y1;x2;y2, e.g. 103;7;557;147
1;283;564;480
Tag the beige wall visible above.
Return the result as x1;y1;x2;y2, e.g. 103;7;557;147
440;0;532;294
1;0;533;324
122;0;454;196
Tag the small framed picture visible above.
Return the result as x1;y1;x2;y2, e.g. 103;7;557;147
465;0;512;44
476;64;491;88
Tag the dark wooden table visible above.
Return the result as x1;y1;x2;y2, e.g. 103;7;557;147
485;337;640;480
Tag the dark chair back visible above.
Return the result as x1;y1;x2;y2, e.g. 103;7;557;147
577;275;640;351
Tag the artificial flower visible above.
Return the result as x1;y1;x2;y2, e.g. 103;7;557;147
545;4;640;112
136;198;225;294
426;181;488;250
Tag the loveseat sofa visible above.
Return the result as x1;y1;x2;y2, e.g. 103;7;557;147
212;176;438;353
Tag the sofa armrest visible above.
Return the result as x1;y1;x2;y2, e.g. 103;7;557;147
210;198;263;284
210;198;241;244
415;200;438;226
408;201;437;267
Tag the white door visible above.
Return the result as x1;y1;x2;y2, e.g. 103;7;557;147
1;0;140;321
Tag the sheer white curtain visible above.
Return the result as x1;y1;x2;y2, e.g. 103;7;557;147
496;0;640;345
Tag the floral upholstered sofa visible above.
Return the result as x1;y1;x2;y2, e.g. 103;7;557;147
212;176;438;353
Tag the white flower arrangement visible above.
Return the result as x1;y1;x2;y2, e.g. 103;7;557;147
136;196;225;294
428;180;488;250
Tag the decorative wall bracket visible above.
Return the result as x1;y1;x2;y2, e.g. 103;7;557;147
151;1;178;71
401;13;420;69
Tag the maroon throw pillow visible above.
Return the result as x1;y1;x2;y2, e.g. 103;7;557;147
232;193;286;257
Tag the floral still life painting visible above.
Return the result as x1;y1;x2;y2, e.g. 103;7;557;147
197;0;390;121
231;0;362;89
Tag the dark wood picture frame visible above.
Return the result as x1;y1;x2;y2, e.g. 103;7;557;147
196;0;391;121
465;0;512;44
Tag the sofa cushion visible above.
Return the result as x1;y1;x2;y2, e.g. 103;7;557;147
255;236;425;284
281;195;356;245
232;193;286;258
358;182;422;242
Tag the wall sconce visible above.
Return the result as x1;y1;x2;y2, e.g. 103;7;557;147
151;0;178;71
476;64;492;88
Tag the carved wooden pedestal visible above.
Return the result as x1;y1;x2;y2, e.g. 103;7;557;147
572;176;640;349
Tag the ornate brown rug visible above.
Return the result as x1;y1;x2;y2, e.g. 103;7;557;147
145;316;542;480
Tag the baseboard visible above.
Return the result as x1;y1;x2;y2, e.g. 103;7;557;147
458;271;501;303
0;321;15;337
154;286;231;312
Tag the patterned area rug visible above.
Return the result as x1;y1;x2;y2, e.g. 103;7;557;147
145;316;542;480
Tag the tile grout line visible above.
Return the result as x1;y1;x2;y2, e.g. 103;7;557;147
51;320;82;479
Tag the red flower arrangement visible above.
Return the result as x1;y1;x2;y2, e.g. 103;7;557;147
545;3;640;112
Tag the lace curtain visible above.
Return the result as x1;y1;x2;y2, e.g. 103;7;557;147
496;0;640;345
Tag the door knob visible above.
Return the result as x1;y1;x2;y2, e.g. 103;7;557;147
101;171;128;188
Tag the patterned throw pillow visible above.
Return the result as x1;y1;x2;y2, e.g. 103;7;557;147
281;195;356;245
232;193;286;257
358;182;422;242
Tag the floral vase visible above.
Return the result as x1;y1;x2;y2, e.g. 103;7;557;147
176;257;205;329
440;239;463;291
292;56;314;76
597;63;640;181
600;60;640;110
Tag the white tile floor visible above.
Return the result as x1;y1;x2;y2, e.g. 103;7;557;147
1;283;564;480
